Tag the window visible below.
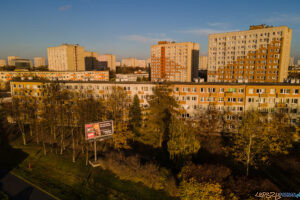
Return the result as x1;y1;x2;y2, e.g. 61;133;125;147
280;89;290;94
200;88;205;93
192;96;197;101
248;98;254;102
292;99;298;104
192;88;197;92
174;87;179;92
249;88;254;94
219;88;224;93
219;97;224;102
294;89;299;94
270;89;275;94
238;98;243;102
208;88;216;93
200;97;205;102
256;89;265;94
238;88;244;93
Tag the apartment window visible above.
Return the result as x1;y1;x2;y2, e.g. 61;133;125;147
228;98;236;102
280;89;290;94
292;99;298;104
294;89;299;94
192;88;197;92
200;88;205;93
238;98;243;102
200;97;205;102
183;87;190;92
238;88;244;93
248;98;254;102
219;97;224;102
192;96;197;101
219;88;224;93
256;89;265;94
174;87;179;92
208;88;216;93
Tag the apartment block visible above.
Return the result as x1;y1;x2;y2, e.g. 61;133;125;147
10;81;300;124
47;44;85;71
33;57;46;67
97;54;116;71
84;51;99;71
11;59;32;69
199;56;208;70
208;25;292;83
7;56;19;66
151;41;199;82
121;57;138;67
0;59;6;67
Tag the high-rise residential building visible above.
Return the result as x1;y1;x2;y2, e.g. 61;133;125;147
121;57;138;67
137;59;146;68
199;55;208;70
84;51;99;71
8;56;19;66
297;60;300;66
97;54;116;71
289;56;295;66
47;44;85;71
146;57;151;68
0;59;6;67
116;61;121;67
207;25;292;83
33;57;46;67
151;41;199;82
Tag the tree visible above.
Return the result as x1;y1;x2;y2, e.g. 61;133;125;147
180;178;225;200
142;85;178;149
129;94;142;139
167;117;200;158
224;110;294;176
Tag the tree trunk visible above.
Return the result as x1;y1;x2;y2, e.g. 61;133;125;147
43;141;46;156
85;144;89;166
72;129;75;163
246;135;253;177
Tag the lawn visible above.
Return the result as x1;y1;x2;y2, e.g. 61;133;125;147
0;139;177;200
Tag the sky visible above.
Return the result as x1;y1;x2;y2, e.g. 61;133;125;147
1;0;300;61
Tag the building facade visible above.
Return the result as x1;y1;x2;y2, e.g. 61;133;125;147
151;41;199;82
199;56;208;70
97;54;116;71
0;59;7;67
116;73;149;82
11;59;32;69
47;44;85;71
7;56;19;66
33;57;46;68
121;57;138;67
84;51;99;71
10;80;300;124
207;25;292;83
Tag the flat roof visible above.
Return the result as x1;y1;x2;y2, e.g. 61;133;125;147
10;80;300;86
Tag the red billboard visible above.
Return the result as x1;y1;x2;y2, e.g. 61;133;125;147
85;120;114;141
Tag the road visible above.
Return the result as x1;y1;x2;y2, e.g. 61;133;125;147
0;169;56;200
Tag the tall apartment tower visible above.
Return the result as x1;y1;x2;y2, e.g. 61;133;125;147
33;57;46;67
8;56;19;66
121;57;138;67
207;25;292;83
0;59;7;67
151;41;199;82
47;44;85;71
84;51;99;71
97;54;116;71
199;55;208;70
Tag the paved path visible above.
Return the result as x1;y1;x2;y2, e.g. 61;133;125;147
0;169;56;200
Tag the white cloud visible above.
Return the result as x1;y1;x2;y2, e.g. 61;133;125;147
178;28;239;36
120;34;172;44
59;5;72;11
263;14;300;24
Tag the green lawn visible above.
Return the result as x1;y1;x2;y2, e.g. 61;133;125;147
1;140;177;200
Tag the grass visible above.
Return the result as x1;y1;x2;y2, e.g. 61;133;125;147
1;139;177;200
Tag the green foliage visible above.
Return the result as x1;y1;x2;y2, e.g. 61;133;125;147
129;95;142;138
168;117;200;158
179;179;225;200
141;85;178;148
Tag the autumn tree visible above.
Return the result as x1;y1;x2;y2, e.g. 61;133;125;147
167;117;200;158
224;110;294;176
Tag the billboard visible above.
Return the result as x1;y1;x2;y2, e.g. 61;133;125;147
85;120;114;140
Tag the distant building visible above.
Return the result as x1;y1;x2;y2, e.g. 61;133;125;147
199;55;208;70
84;51;99;71
151;41;199;82
297;60;300;66
11;59;32;69
33;57;46;67
121;57;138;67
146;57;151;68
137;59;146;68
0;59;6;67
208;25;292;83
115;61;121;67
289;56;295;66
97;54;116;71
47;44;85;71
116;72;149;82
8;56;19;66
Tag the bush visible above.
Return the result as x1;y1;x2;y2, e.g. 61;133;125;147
99;152;179;196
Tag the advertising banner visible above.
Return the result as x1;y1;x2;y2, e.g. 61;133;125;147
85;120;114;141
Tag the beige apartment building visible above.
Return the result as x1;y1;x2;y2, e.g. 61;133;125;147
0;59;6;67
151;41;199;82
47;44;85;71
97;54;116;71
33;57;46;67
8;56;19;66
207;25;292;83
121;57;138;67
199;56;208;70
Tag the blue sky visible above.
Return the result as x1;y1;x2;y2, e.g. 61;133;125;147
1;0;300;61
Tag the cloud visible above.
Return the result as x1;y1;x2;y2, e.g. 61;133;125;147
263;13;300;24
120;34;172;44
177;28;239;36
59;5;72;11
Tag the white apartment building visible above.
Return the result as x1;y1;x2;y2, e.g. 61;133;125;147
33;57;46;67
97;54;116;71
207;25;292;83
